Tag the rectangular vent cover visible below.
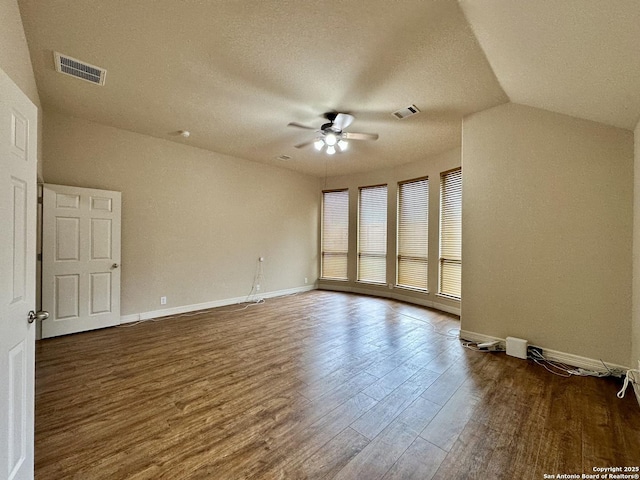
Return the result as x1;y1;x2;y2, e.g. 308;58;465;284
54;52;106;86
392;104;420;120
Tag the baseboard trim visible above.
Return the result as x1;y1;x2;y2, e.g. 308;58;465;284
459;330;630;373
120;313;141;324
120;285;316;324
318;283;461;316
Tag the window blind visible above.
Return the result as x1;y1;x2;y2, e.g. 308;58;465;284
358;185;387;284
321;189;349;280
439;168;462;298
397;177;429;291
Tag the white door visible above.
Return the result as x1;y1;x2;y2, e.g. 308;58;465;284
0;69;38;479
42;184;121;338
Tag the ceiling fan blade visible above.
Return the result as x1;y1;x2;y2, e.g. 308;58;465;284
332;113;355;131
294;139;315;149
288;122;316;130
344;132;379;141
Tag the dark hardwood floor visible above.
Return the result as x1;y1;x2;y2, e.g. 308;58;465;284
35;291;640;479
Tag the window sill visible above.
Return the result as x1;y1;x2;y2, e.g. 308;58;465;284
356;280;387;287
395;285;429;295
436;293;461;302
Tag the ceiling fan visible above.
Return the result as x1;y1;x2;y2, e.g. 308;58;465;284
288;112;379;154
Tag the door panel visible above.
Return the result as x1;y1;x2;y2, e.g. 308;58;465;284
91;218;112;259
42;184;121;338
55;217;80;261
11;179;27;303
55;274;80;319
90;273;112;314
8;341;26;475
0;67;38;480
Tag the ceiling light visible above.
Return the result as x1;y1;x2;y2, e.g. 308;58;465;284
326;145;336;155
325;133;338;146
337;140;348;151
314;139;324;151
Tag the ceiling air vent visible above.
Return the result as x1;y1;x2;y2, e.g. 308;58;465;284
54;52;107;86
392;104;420;120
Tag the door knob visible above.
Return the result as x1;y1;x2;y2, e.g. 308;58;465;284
28;310;49;324
112;263;119;269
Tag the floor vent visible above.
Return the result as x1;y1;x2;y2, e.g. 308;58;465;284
54;52;107;86
392;104;420;119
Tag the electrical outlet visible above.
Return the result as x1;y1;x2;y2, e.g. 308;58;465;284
304;277;308;284
160;296;167;305
256;285;260;292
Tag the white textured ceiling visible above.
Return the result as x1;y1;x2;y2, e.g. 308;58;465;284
17;0;640;177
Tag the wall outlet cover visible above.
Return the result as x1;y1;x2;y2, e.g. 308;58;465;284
506;337;528;359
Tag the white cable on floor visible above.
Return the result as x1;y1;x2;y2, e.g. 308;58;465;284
617;369;640;399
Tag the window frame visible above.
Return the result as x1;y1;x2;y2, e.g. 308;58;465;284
320;188;350;281
396;176;429;292
438;167;462;299
357;183;388;285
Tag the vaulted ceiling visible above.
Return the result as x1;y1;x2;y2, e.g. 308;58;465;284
18;0;640;177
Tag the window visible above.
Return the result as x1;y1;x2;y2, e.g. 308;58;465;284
321;189;349;280
358;185;387;284
397;177;429;291
439;168;462;298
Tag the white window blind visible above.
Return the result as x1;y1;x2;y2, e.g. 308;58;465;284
439;168;462;298
358;185;387;284
321;189;349;280
397;177;429;291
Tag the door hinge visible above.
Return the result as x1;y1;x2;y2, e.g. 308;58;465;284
37;253;42;261
37;196;43;204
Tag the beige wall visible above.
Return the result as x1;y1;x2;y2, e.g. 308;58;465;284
0;0;42;179
0;0;38;105
319;148;461;313
633;119;640;370
43;112;321;317
462;103;633;366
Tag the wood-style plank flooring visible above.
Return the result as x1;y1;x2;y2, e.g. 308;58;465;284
35;291;640;479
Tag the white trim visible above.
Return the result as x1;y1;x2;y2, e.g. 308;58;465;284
318;282;352;293
459;330;502;344
120;314;141;324
431;302;461;316
541;347;629;373
318;283;461;316
120;285;315;324
459;330;630;373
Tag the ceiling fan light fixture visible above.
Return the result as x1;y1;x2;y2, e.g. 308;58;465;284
325;133;338;146
288;112;378;153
